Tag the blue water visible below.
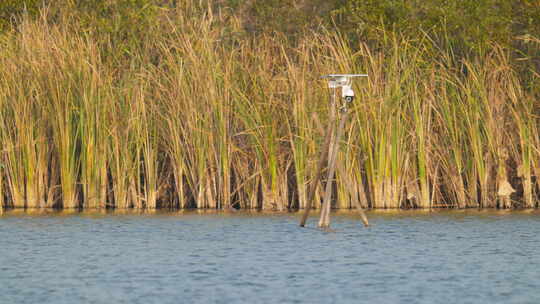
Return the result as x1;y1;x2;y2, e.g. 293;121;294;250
1;210;540;304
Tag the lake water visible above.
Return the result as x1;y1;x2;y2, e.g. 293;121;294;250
1;210;540;304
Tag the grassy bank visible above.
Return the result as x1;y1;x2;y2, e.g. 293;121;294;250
0;2;538;210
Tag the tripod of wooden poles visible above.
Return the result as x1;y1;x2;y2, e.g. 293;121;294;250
299;90;369;228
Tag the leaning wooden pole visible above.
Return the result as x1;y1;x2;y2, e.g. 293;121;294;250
300;73;368;228
311;113;369;227
319;108;349;228
299;92;337;227
336;157;369;227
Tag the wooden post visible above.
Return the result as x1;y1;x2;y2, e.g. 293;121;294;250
336;157;369;227
311;112;369;227
300;74;368;228
318;108;348;228
299;92;337;227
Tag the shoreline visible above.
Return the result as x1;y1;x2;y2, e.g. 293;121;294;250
2;207;540;217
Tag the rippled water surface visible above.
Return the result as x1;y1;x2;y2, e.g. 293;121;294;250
1;210;540;304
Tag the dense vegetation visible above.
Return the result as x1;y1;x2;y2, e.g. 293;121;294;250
0;1;538;210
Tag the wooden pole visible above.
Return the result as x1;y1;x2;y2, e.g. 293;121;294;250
318;108;349;228
300;78;369;228
311;113;369;226
299;91;337;227
336;157;369;226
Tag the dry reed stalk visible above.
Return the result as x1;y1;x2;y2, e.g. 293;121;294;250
108;88;137;209
0;19;56;208
353;36;412;209
0;164;3;210
0;5;538;211
433;66;468;208
282;42;317;210
79;42;108;209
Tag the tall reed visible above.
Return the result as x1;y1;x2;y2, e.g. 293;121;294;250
0;4;538;210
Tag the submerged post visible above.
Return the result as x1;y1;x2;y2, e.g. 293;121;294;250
300;74;368;228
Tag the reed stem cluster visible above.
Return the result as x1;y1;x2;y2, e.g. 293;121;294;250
0;5;538;210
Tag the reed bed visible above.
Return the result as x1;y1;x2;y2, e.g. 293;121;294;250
0;4;538;210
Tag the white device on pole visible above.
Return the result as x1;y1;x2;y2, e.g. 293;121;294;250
321;74;368;88
321;74;367;103
342;85;355;102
